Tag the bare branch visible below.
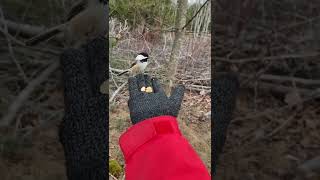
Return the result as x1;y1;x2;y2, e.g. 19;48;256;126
109;81;128;103
0;61;59;127
0;7;28;82
216;52;320;63
240;73;320;86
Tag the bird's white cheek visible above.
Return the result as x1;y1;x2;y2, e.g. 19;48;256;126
138;62;148;71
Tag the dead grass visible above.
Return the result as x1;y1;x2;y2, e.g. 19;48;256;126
0;126;67;180
215;90;320;180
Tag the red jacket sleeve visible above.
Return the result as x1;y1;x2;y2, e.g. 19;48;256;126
119;116;211;180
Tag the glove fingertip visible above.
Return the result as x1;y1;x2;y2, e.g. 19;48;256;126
170;85;185;100
61;48;79;60
60;48;87;70
177;85;185;91
86;36;108;49
128;76;137;84
135;73;144;79
128;76;140;94
174;85;185;94
151;78;165;93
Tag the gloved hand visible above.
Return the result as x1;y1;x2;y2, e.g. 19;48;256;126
59;37;108;180
212;73;239;176
128;74;185;124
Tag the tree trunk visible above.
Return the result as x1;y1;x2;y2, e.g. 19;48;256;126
165;0;188;95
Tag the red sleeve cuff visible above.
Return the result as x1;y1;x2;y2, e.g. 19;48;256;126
119;116;181;162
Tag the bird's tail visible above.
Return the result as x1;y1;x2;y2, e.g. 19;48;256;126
25;24;66;46
117;70;129;76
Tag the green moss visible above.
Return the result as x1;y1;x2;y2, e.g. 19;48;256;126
109;159;123;178
109;37;119;48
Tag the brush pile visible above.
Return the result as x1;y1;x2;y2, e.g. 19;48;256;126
214;0;320;179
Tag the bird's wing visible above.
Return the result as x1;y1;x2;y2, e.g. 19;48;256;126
130;62;137;68
66;0;87;21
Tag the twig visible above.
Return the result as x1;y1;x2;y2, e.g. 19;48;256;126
240;73;320;86
110;69;119;88
178;77;211;82
245;81;314;96
139;30;151;52
109;81;128;103
110;67;125;73
109;173;118;180
185;85;211;93
227;90;320;156
0;19;64;42
0;61;59;127
182;0;210;30
0;19;45;37
240;60;273;87
14;0;33;38
233;88;320;122
0;28;25;45
187;84;211;89
24;46;62;56
0;7;28;82
248;15;320;41
215;52;320;63
265;112;297;138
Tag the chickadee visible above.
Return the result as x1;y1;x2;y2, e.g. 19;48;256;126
118;52;149;76
25;0;108;47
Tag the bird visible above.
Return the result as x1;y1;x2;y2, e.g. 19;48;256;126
117;52;149;76
25;0;108;47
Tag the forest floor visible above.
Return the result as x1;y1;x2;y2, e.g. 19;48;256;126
109;23;212;178
1;0;319;180
216;89;320;180
214;1;320;179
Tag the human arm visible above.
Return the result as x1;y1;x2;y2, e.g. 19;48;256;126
119;74;211;180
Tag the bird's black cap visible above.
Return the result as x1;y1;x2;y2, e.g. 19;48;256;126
138;52;149;58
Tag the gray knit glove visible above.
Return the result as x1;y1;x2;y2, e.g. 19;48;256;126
128;74;185;124
212;73;239;176
59;37;108;180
